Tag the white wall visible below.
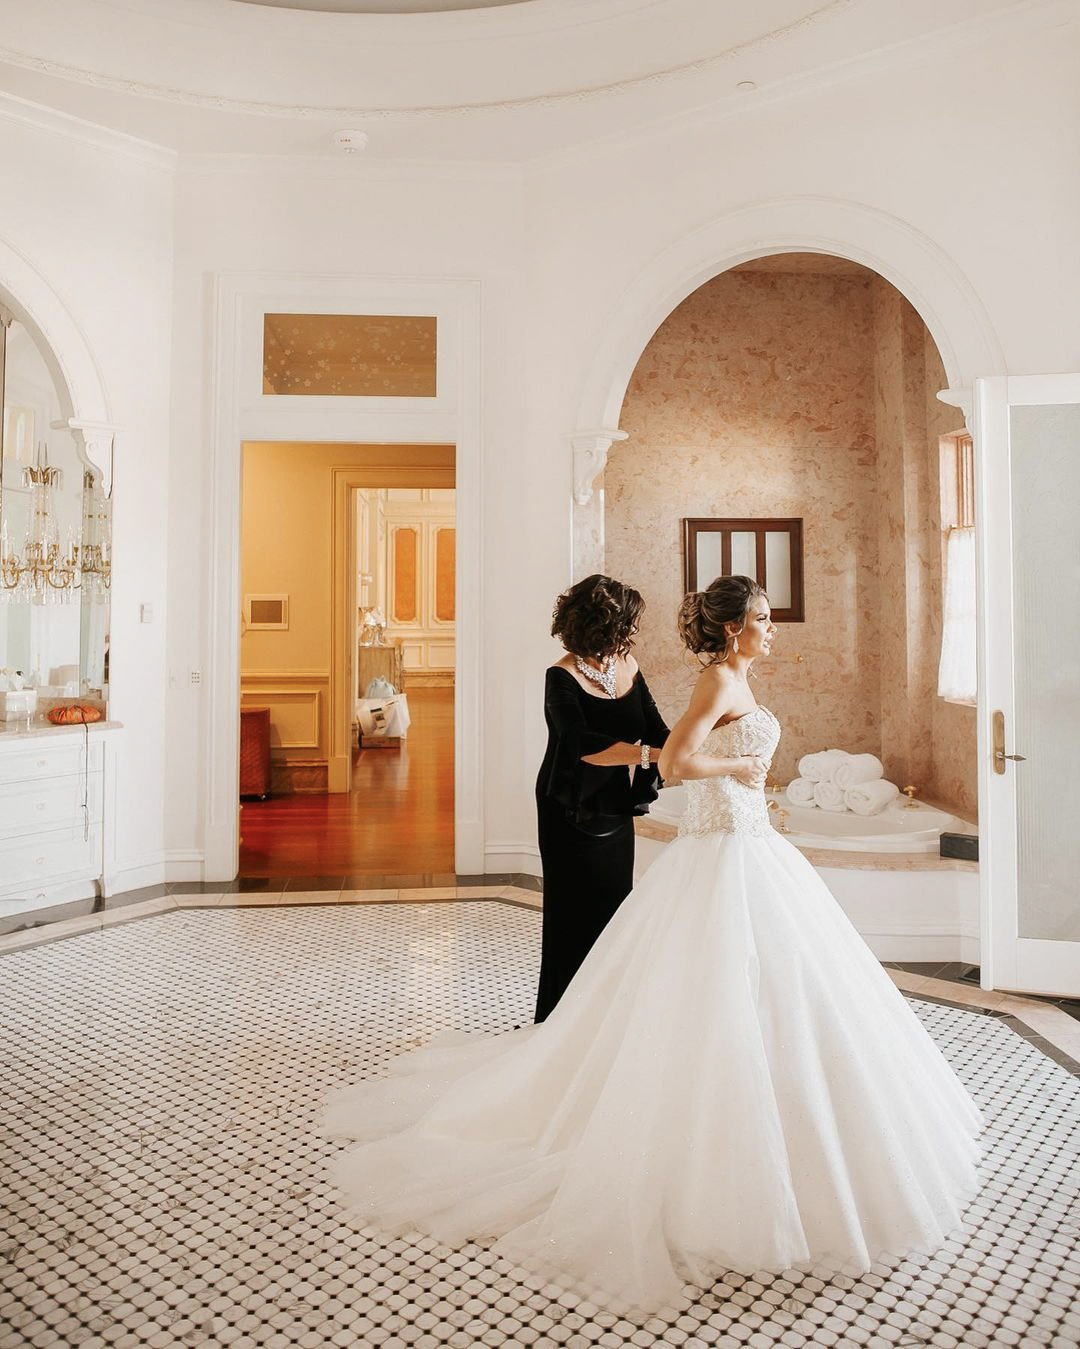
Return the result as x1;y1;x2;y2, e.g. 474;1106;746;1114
165;162;530;870
0;104;174;891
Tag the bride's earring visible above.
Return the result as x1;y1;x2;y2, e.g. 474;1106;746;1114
732;635;740;654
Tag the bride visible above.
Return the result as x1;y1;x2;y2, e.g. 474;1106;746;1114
322;574;984;1313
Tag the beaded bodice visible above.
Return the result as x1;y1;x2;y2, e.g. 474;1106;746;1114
678;706;782;839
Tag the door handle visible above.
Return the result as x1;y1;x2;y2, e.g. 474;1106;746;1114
991;709;1026;774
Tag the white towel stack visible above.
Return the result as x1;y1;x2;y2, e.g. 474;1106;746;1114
845;780;900;816
787;747;900;817
813;780;848;812
797;749;849;782
833;753;885;791
785;777;818;808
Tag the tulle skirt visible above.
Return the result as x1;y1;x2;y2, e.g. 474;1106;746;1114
321;829;984;1313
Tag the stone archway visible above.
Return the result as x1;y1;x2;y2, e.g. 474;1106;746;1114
0;230;118;485
570;195;1005;569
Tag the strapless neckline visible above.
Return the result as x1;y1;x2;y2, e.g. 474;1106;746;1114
714;705;771;731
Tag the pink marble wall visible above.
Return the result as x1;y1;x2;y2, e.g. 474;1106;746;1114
607;258;976;816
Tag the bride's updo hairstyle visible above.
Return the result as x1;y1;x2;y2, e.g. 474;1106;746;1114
678;574;767;664
551;574;645;660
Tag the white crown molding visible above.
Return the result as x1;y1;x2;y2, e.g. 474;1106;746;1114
176;152;523;182
0;89;176;168
534;0;1077;169
0;0;859;122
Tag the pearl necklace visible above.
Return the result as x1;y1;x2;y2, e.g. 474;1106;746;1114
575;655;618;698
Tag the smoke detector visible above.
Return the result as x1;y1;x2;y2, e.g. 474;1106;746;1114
332;129;369;154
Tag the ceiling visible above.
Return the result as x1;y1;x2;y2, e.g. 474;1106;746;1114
0;0;1040;162
235;1;537;11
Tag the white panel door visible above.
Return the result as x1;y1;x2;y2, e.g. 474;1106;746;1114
976;374;1080;996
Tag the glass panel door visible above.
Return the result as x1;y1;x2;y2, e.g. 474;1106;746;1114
977;375;1080;995
1009;403;1080;943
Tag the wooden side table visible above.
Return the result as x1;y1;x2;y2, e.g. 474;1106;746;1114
239;706;272;799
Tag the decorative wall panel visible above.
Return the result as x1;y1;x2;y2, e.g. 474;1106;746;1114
392;527;418;623
434;527;456;622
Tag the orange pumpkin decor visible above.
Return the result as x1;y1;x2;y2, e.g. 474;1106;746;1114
47;704;103;725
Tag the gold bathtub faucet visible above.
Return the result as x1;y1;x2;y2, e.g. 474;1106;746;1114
901;785;920;810
766;799;791;833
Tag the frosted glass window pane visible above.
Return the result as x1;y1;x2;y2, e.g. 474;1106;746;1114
387;488;423;501
764;531;791;608
730;531;757;578
1010;403;1080;943
695;533;725;586
262;313;436;396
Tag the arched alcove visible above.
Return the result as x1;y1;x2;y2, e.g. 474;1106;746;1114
0;231;118;487
570;195;1005;534
570;199;1002;821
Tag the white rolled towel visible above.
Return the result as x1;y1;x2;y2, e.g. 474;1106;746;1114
833;753;884;791
786;777;818;808
845;780;901;816
813;780;847;812
798;749;849;783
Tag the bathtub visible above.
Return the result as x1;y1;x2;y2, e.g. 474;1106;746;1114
650;784;962;854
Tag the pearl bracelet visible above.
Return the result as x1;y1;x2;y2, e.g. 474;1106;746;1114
640;743;651;770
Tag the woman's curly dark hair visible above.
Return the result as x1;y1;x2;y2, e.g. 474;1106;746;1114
551;574;645;660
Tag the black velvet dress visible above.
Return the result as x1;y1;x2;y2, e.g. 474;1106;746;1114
534;666;670;1022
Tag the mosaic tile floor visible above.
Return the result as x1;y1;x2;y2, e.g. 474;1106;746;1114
3;900;1080;1349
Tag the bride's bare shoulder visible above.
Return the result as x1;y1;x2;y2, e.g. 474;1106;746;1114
695;662;735;691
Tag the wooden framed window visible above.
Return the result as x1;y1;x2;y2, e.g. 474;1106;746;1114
682;517;804;622
941;432;975;529
937;431;976;703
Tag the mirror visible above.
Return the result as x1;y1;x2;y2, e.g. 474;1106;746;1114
0;313;111;709
682;517;804;622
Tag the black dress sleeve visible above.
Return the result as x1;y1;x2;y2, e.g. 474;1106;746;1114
636;671;671;752
540;667;625;822
628;670;671;805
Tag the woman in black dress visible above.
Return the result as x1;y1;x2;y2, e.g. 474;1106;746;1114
534;574;670;1021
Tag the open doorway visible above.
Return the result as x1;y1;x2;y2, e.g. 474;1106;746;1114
236;441;455;881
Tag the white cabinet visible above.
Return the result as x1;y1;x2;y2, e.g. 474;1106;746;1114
0;728;109;904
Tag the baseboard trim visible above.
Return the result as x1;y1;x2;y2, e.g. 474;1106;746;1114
269;759;329;794
164;851;206;882
485;843;541;877
105;857;167;895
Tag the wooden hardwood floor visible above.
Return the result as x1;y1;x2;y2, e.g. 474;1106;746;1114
238;687;454;878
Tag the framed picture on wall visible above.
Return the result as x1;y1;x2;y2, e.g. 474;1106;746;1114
682;517;804;622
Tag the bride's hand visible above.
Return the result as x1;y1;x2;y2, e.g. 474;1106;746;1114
731;755;768;788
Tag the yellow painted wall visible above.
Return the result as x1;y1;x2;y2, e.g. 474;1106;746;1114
241;442;454;769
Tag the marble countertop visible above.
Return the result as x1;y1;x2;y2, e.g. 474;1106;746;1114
0;717;122;743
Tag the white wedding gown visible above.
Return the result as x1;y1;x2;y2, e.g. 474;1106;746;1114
322;707;984;1312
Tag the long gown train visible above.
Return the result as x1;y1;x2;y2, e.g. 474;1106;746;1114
322;707;983;1313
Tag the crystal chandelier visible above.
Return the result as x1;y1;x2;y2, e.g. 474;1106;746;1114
78;467;112;599
1;444;81;603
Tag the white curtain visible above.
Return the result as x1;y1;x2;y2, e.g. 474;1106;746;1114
938;526;977;703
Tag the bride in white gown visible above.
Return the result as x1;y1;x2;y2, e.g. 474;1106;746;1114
322;575;984;1314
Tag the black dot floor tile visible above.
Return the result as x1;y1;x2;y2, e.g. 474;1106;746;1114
1;903;1078;1349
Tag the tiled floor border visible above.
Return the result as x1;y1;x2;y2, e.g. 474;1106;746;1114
3;882;1080;1079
